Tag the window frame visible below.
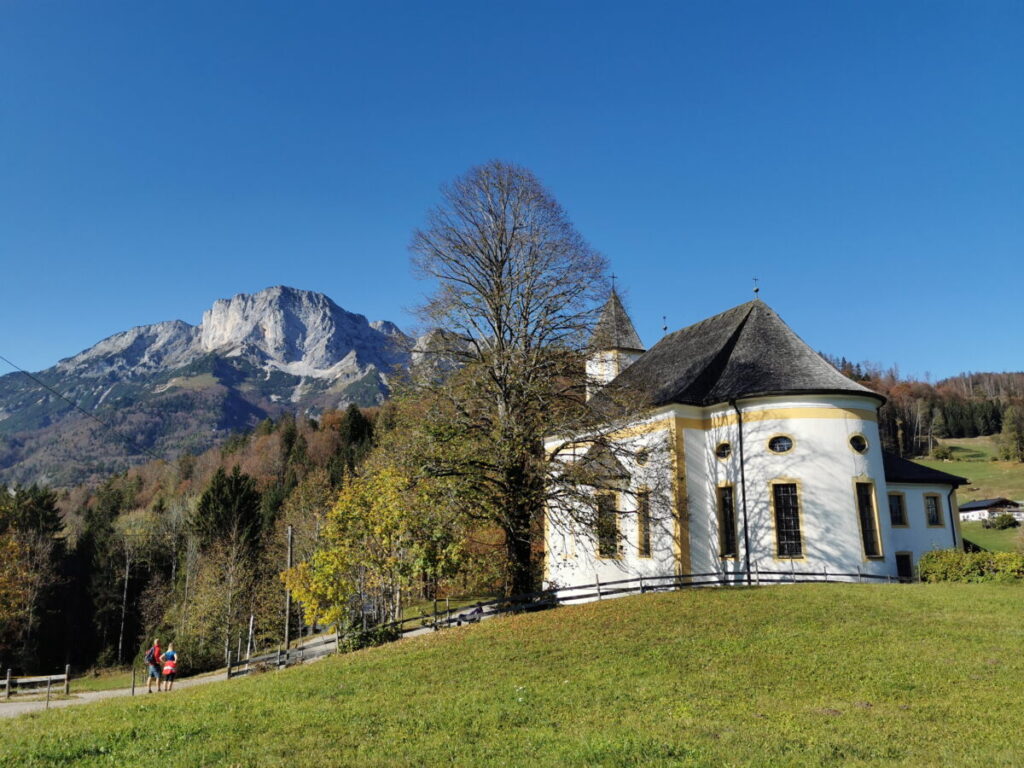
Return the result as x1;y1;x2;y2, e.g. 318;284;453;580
849;433;869;454
716;483;738;560
715;442;732;461
888;491;908;528
769;479;805;560
636;488;652;558
595;492;620;559
924;493;945;528
766;434;796;455
853;479;884;560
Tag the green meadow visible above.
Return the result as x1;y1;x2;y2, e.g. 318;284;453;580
917;436;1024;503
2;583;1022;767
959;521;1022;553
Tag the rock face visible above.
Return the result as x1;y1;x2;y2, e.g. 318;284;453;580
0;286;416;487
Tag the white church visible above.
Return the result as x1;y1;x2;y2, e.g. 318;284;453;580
544;292;967;589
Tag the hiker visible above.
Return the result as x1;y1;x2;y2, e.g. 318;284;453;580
145;638;162;692
160;643;179;691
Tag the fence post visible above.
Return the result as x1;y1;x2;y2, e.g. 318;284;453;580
5;669;10;700
446;597;451;628
754;562;760;587
857;566;863;583
64;664;70;696
791;559;796;582
596;574;602;600
639;575;644;594
823;564;828;583
225;651;232;681
276;648;282;668
131;667;136;696
46;676;52;709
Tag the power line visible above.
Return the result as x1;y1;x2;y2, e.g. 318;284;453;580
0;353;166;464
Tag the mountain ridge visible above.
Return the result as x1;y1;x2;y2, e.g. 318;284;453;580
0;286;418;487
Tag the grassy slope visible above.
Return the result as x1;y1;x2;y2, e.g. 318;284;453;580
915;437;1024;503
960;521;1022;553
2;584;1023;767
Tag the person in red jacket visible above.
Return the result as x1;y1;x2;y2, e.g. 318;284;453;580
160;643;180;691
145;639;162;692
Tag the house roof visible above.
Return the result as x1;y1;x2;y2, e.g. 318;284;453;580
882;452;968;488
590;290;645;352
604;300;883;408
959;497;1020;511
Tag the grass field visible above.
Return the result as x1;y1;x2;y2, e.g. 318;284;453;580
70;668;136;694
960;521;1023;553
915;436;1024;503
2;584;1023;767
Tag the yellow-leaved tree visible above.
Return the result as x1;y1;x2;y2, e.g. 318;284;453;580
283;459;464;635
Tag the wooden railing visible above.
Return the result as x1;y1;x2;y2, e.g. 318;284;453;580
3;666;71;708
224;566;901;674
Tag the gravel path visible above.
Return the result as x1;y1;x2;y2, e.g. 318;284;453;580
0;671;224;719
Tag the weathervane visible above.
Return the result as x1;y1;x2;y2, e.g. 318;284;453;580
753;277;760;299
662;315;668;334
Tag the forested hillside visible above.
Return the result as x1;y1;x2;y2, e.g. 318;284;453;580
0;405;376;675
824;358;1024;460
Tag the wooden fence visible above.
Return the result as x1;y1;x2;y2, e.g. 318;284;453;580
3;665;71;708
224;566;900;674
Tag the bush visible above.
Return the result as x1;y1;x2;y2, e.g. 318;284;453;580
338;624;401;653
932;445;954;460
918;549;1024;583
990;513;1020;530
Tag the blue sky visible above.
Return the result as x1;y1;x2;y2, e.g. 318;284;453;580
1;1;1021;379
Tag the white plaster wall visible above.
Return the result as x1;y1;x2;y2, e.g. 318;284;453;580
545;394;967;591
687;396;894;579
885;484;960;569
544;414;677;590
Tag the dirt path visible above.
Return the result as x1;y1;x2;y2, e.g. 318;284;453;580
0;671;225;719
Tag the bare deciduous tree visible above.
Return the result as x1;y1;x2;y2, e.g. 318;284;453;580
409;160;655;595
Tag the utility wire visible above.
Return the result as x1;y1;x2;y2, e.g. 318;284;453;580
0;353;166;464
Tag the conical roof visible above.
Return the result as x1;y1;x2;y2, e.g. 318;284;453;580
607;300;883;407
590;290;645;352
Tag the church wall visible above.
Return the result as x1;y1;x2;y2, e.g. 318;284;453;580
683;395;897;580
884;483;960;572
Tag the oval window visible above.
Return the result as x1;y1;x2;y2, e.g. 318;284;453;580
715;442;731;459
768;435;793;454
635;450;649;466
850;435;868;454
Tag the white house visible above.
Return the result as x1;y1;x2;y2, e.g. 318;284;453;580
958;498;1023;522
545;294;967;589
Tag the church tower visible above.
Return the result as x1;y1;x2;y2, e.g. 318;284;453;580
586;289;645;399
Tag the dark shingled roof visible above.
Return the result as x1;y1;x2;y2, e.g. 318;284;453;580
882;452;968;487
606;300;883;407
590;290;645;352
959;498;1019;511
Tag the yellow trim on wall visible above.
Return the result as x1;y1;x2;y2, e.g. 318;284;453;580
669;417;691;575
601;404;879;441
852;477;885;561
924;493;945;528
769;477;807;561
887;491;909;528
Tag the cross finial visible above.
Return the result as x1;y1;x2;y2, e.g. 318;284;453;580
610;273;617;292
662;315;668;334
753;277;760;299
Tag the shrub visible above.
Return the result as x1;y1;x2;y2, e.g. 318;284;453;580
990;513;1020;530
918;549;1024;583
932;445;954;460
338;624;401;653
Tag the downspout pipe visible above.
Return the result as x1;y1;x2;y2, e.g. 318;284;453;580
947;488;959;549
731;399;752;585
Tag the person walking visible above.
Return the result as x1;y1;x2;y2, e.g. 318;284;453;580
160;643;179;691
145;638;162;693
